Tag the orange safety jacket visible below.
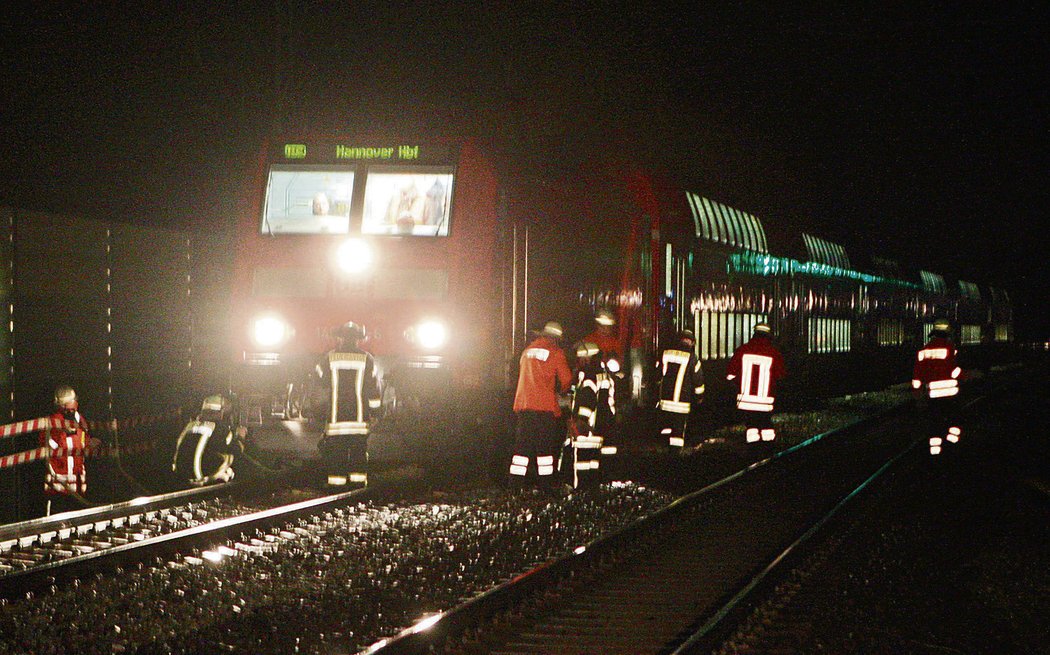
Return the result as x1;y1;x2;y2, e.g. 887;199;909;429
584;329;624;364
512;335;572;416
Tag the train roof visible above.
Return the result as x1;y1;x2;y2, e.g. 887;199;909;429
678;189;1010;300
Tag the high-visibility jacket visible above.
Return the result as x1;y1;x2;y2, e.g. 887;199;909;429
727;335;786;412
657;346;705;414
513;335;572;416
172;418;242;485
572;361;616;434
912;336;962;399
41;409;91;496
315;348;382;436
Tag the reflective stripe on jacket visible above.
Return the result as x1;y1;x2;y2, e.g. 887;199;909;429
727;335;785;412
912;336;962;399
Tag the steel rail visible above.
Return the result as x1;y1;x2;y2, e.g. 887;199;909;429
670;440;918;654
0;481;370;600
360;403;909;654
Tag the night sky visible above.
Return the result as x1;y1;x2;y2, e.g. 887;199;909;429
1;4;1046;338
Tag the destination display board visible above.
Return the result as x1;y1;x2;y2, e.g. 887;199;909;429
260;142;457;237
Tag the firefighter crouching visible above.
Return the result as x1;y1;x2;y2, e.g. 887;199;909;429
570;341;616;488
173;394;246;486
912;319;964;455
727;322;786;443
42;386;98;516
316;321;381;488
509;322;573;490
657;330;705;453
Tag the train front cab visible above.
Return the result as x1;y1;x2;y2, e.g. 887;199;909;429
228;138;507;468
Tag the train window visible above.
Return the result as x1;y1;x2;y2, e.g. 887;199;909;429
697;310;765;360
261;165;355;235
959;324;981;345
361;167;454;237
808;318;851;353
877;318;905;346
252;267;328;298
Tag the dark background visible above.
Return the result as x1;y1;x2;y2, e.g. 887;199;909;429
1;4;1045;339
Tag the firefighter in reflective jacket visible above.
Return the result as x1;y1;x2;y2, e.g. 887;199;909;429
657;330;705;453
42;386;96;515
584;308;627;422
173;394;246;486
912;319;963;455
584;309;625;371
570;341;616;488
727;323;786;443
315;321;381;488
509;322;573;488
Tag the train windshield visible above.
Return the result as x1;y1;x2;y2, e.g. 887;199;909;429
361;166;454;237
261;165;355;235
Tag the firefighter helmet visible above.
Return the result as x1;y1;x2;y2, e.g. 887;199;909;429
595;309;616;326
754;322;772;334
575;341;600;358
334;321;367;342
932;318;951;334
541;321;564;338
53;386;77;407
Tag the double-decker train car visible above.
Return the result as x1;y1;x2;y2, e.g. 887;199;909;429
222;134;1013;469
641;189;1015;409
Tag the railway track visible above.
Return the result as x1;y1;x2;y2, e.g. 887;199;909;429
0;372;1020;654
362;408;923;654
361;374;1021;655
0;470;357;600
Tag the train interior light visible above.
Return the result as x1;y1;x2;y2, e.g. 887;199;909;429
336;238;374;274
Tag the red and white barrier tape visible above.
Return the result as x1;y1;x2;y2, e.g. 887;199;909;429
0;446;50;469
0;441;161;469
0;417;82;439
0;409;180;469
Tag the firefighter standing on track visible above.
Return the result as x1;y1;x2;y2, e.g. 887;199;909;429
41;386;98;516
727;322;786;443
315;321;381;488
509;321;573;490
569;341;616;488
912;318;964;455
656;329;705;453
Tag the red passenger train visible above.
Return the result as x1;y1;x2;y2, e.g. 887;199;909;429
224;134;1014;467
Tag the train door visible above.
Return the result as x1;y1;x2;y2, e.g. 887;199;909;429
664;242;691;338
501;218;531;390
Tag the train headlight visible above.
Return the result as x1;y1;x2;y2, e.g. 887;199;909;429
408;320;449;350
336;238;374;275
251;314;292;349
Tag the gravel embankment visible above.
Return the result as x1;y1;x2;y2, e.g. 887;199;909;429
0;484;672;655
716;369;1049;654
